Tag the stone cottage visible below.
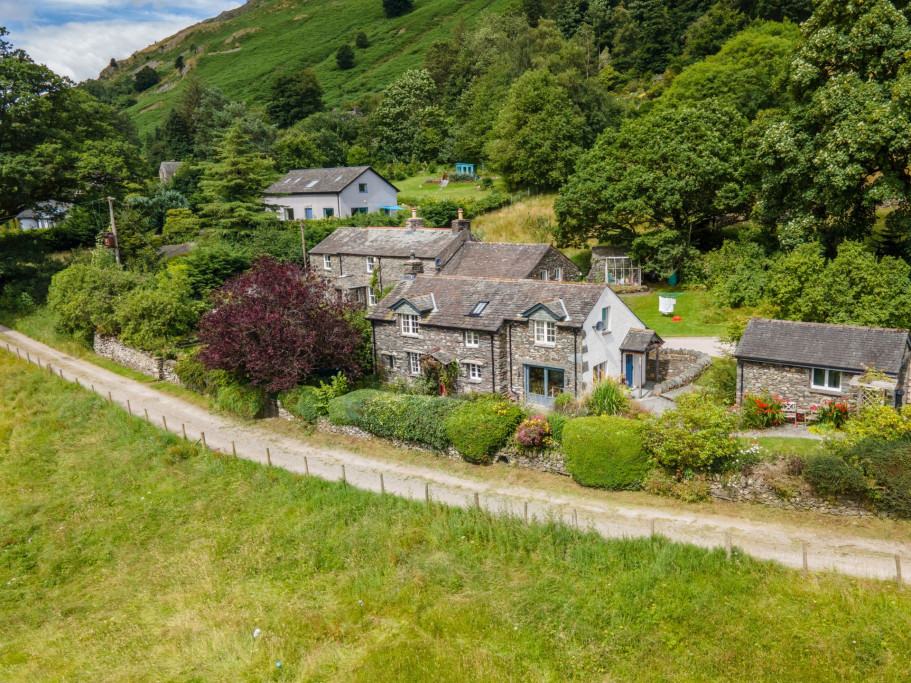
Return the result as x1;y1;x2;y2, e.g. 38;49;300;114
439;241;580;281
365;275;661;405
734;318;911;410
308;212;474;307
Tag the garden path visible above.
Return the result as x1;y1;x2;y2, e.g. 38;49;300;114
1;326;907;583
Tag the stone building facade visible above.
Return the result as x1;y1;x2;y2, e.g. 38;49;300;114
439;241;581;282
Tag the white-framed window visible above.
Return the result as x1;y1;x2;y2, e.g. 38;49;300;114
282;207;295;221
366;256;376;273
385;354;396;370
466;362;482;381
600;306;611;333
367;288;377;307
540;269;549;281
465;330;479;347
323;208;334;218
323;254;332;270
408;352;421;375
534;320;556;345
400;313;420;336
553;267;563;281
359;182;368;193
811;368;842;391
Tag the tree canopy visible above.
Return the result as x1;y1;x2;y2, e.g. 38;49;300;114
266;68;323;128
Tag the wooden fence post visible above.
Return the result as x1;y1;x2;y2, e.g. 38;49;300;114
266;448;271;466
201;432;206;448
473;492;480;508
144;408;149;420
162;416;167;431
380;473;385;494
424;482;430;502
726;531;732;561
896;555;903;587
524;501;529;525
802;543;809;574
182;424;187;440
650;519;656;537
231;440;236;456
304;456;309;476
108;391;112;403
341;465;346;483
126;400;132;415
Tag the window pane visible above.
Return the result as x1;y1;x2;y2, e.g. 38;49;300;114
528;367;545;395
812;368;825;386
828;370;841;389
547;322;556;343
546;369;565;397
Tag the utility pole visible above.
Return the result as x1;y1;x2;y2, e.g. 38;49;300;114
106;197;121;266
299;220;307;265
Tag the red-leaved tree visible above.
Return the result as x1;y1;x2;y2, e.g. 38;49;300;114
198;256;364;392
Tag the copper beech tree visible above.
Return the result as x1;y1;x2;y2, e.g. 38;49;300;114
198;257;363;392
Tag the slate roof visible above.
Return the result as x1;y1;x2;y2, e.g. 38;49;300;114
309;226;464;258
734;318;911;375
263;166;398;195
158;161;183;181
366;275;609;332
619;329;663;353
439;242;565;279
16;200;69;221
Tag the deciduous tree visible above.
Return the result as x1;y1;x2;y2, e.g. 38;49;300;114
266;68;323;128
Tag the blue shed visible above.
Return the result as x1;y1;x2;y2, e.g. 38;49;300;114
455;163;475;176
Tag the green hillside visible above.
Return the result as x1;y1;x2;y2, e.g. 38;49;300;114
99;0;510;136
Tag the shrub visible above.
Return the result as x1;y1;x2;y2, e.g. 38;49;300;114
815;399;851;429
175;351;233;396
586;378;630;416
357;394;458;450
546;412;570;443
214;383;268;420
846;439;911;517
446;397;525;464
836;405;911;451
327;389;382;426
699;357;736;405
643;469;711;503
279;386;321;423
514;415;552;450
315;372;349;412
643;391;739;474
803;454;867;498
740;392;786;429
564;417;650;489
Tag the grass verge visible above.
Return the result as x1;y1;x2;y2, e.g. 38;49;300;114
2;355;911;681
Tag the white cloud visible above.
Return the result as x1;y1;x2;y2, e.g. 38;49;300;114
17;18;196;80
0;0;34;21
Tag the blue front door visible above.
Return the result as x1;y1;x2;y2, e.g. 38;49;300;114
625;354;634;386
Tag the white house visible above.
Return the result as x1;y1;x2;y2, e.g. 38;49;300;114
262;166;400;220
15;201;69;231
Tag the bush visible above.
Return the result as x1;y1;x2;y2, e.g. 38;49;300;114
643;391;739;473
740;392;786;429
698;357;736;405
846;439;911;517
570;249;591;279
358;394;457;450
214;383;268;420
642;469;712;502
514;415;552;450
446;397;525;464
315;372;349;412
836;405;911;451
563;416;650;489
804;454;867;498
327;389;382;426
174;351;233;396
279;385;321;423
546;412;570;443
586;378;630;416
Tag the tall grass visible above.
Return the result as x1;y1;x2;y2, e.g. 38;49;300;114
587;377;631;416
2;354;911;680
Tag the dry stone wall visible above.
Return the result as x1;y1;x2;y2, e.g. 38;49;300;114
650;349;712;396
93;335;183;386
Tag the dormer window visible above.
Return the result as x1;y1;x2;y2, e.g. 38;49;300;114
534;320;556;345
553;267;563;281
469;301;488;316
540;269;549;281
400;314;420;337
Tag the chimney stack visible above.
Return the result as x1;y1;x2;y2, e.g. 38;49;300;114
405;207;424;232
403;250;424;278
450;206;471;235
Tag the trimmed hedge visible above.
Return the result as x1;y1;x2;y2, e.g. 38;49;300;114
358;393;458;450
563;416;650;489
327;389;382;426
803;454;867;498
445;397;525;464
214;384;268;420
847;439;911;517
279;386;321;423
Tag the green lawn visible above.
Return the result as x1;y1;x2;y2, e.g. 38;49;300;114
621;287;726;337
395;172;507;205
2;355;911;681
754;437;826;458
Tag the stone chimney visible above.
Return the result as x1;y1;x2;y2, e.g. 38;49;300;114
405;207;424;232
450;207;471;235
403;250;424;278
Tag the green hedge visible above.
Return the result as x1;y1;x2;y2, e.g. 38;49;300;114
327;389;382;426
563;417;650;489
214;384;268;420
445;397;525;464
546;413;570;444
174;352;233;396
803;454;868;498
358;393;458;450
279;386;321;423
846;439;911;517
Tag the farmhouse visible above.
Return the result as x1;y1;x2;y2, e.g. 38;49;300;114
308;213;474;306
439;241;580;281
365;275;660;405
734;318;911;410
263;166;400;220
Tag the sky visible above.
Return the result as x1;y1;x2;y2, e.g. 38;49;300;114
2;0;242;81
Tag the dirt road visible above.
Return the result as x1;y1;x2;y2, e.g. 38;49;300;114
1;326;907;583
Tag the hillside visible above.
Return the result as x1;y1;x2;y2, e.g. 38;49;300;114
96;0;510;136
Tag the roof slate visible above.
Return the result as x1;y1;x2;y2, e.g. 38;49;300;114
264;166;397;195
619;329;663;353
366;275;609;332
734;318;911;375
439;242;558;279
309;226;464;258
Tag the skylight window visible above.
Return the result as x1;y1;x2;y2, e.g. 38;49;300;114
334;175;344;182
468;301;488;317
305;179;319;188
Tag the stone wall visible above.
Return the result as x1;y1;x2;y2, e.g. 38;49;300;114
737;360;857;411
508;320;580;402
93;335;183;386
532;249;581;282
709;458;878;517
648;349;712;396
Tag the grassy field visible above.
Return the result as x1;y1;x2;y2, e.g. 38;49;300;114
471;194;556;243
621;286;727;337
3;356;911;680
395;173;507;204
110;0;511;136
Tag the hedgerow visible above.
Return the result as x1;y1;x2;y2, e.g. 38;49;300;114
803;454;867;499
327;389;382;426
357;393;457;450
214;383;268;420
563;417;651;490
445;396;525;464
